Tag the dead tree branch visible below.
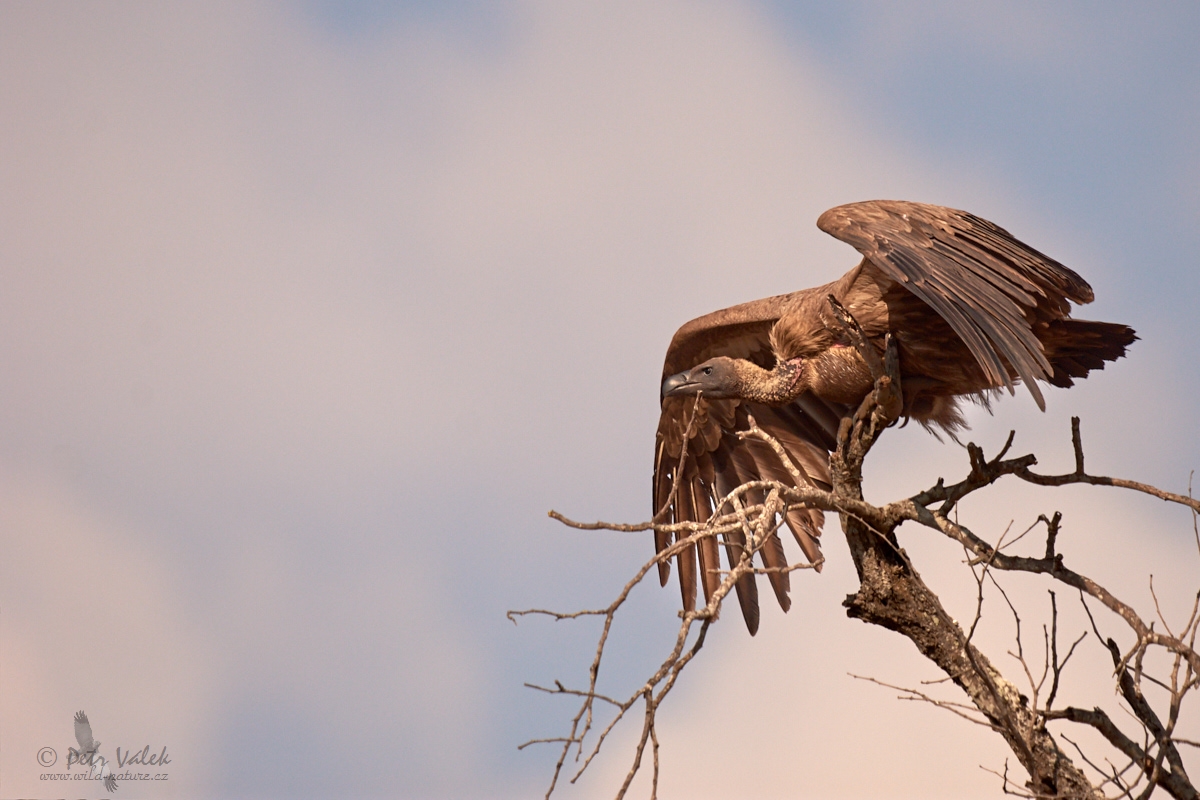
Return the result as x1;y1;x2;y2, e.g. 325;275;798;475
516;311;1196;798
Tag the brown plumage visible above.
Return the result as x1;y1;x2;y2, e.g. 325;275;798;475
653;200;1136;634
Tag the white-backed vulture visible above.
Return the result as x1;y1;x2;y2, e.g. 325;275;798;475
654;200;1136;634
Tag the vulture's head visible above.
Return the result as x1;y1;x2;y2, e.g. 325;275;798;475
661;357;742;400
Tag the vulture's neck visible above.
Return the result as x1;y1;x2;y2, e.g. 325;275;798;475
732;358;805;405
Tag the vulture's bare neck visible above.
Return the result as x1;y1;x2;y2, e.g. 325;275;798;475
732;358;805;405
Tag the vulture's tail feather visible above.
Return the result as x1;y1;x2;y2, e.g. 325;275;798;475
1042;319;1138;388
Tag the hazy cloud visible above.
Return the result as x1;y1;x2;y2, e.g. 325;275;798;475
0;2;1195;797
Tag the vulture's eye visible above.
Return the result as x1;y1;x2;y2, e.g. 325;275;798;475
702;367;713;375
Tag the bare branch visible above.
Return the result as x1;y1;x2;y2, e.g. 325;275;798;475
518;403;1197;799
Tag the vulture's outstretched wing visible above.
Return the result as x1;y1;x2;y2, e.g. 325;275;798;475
817;200;1095;409
654;297;848;634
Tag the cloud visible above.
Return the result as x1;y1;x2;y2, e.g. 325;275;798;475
0;469;215;796
0;1;1195;797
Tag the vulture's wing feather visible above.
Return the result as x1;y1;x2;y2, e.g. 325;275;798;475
660;294;791;376
818;200;1095;409
711;437;761;632
655;297;849;633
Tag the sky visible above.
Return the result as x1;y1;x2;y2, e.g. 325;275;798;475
1;2;1198;798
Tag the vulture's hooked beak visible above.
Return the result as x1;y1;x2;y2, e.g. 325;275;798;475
661;371;697;398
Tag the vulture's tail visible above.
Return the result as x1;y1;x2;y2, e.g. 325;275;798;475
1041;319;1138;388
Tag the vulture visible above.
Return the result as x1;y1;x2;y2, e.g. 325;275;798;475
653;200;1135;635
